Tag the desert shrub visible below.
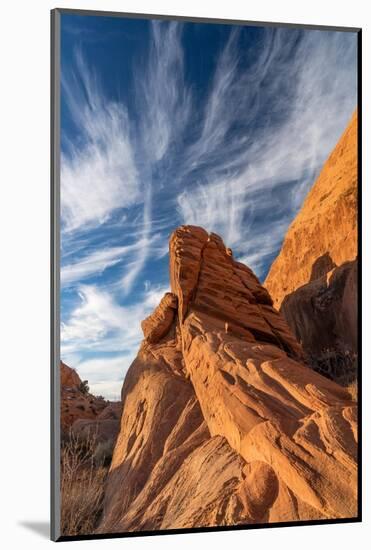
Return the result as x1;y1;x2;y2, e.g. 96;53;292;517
93;438;115;467
79;380;90;395
347;379;358;402
307;348;358;396
60;430;108;536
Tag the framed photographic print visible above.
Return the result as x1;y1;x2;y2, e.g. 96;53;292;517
51;8;361;542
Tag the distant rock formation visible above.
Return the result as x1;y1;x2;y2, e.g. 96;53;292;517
265;112;358;360
60;361;122;443
99;226;357;533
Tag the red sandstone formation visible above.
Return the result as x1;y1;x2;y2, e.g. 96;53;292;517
60;361;121;443
98;226;357;533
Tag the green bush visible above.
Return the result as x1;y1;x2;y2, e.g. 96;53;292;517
79;380;90;395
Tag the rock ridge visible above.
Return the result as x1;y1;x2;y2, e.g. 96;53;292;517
99;225;357;533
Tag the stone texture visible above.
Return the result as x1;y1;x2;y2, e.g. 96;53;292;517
141;292;178;344
60;361;121;442
71;402;123;444
169;226;303;360
174;227;357;520
264;111;358;309
98;349;216;532
281;260;358;357
99;225;357;533
61;361;81;388
61;362;106;434
71;417;121;444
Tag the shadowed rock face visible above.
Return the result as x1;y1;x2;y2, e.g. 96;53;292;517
281;260;357;358
99;226;357;533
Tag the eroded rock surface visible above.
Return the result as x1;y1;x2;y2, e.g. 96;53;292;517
61;361;121;443
99;225;357;533
174;227;357;520
61;362;106;434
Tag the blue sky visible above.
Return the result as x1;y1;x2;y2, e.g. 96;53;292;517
60;14;357;400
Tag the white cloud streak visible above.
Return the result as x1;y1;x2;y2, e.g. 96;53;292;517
61;23;191;291
120;188;153;295
119;21;190;294
74;356;132;401
177;176;249;247
61;23;357;397
177;28;357;278
61;283;169;398
61;241;152;286
61;283;169;349
235;218;290;277
138;21;191;162
61;51;141;232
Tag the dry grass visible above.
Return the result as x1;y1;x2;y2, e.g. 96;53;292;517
60;430;109;536
347;379;358;402
308;349;358;398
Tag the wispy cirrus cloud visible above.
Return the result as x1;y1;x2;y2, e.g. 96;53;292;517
177;28;357;278
61;50;141;232
61;19;357;398
61;282;169;349
121;21;191;293
61;239;156;286
61;283;169;391
61;284;126;344
236;217;291;276
177;176;249;247
120;188;153;296
61;22;192;294
181;28;285;175
138;21;191;163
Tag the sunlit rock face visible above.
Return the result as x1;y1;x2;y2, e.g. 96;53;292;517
99;225;357;533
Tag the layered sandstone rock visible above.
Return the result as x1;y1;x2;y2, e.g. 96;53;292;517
61;361;81;388
99;301;251;532
61;362;105;433
60;361;121;443
172;227;357;519
264;111;358;309
100;226;357;533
